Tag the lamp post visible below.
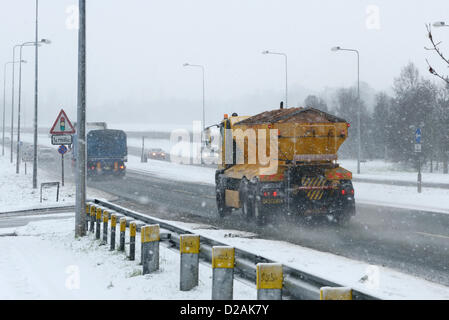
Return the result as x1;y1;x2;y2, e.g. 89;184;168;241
3;60;26;157
16;39;50;174
183;63;205;163
331;46;361;174
10;44;31;163
33;0;39;188
262;50;288;107
75;0;87;237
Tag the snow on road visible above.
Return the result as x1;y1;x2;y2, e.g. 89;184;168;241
0;217;254;300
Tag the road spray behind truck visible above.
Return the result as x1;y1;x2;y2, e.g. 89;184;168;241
211;107;355;225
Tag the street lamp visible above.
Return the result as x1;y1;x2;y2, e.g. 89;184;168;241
262;50;288;108
2;60;26;157
433;21;449;27
331;46;361;174
15;39;51;174
10;44;32;163
183;62;206;162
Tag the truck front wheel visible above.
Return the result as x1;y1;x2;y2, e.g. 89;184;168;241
239;179;253;221
216;178;232;218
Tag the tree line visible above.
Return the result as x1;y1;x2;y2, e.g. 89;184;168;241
303;62;449;174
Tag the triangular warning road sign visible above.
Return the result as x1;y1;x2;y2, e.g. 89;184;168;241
50;109;76;134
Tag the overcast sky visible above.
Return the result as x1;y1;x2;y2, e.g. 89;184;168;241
0;0;448;129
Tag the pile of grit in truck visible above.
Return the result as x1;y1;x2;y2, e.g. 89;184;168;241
210;107;355;226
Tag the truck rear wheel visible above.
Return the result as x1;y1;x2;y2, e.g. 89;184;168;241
334;212;351;226
253;196;266;227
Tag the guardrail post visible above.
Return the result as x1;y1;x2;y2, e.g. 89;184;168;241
85;203;91;232
141;224;160;274
119;217;126;251
102;210;109;244
256;263;283;300
96;207;102;240
320;287;353;300
110;214;117;251
129;222;136;261
180;234;200;291
89;205;96;233
212;246;234;300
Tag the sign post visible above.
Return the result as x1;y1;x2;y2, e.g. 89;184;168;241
58;145;68;186
50;110;75;189
415;128;422;193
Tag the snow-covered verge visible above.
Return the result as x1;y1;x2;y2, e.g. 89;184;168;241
340;159;449;184
3;214;447;300
167;220;449;300
0;217;254;300
0;154;111;213
126;155;449;214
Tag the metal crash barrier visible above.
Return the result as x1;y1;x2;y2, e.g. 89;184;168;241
83;198;379;300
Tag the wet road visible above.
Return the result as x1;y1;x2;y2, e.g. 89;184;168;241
18;142;449;286
88;169;449;286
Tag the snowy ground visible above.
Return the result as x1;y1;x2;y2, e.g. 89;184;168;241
1;214;448;300
0;153;110;212
0;217;254;300
340;159;449;184
127;155;449;214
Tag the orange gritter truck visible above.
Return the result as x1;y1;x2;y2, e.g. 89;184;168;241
213;106;355;226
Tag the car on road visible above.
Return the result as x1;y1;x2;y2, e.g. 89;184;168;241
148;148;167;160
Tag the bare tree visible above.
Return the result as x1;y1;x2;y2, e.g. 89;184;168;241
425;24;449;85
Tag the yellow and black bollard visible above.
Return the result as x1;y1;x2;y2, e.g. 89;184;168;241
119;217;126;251
85;203;91;231
110;214;117;251
212;246;235;300
141;225;160;274
95;207;102;240
256;263;283;300
320;287;353;300
89;205;96;233
102;210;109;244
129;222;136;261
180;234;200;291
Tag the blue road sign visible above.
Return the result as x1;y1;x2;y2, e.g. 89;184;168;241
58;145;68;155
415;128;422;144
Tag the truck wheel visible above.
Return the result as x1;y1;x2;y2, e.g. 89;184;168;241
253;196;266;227
216;178;232;218
334;211;351;226
239;179;253;220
